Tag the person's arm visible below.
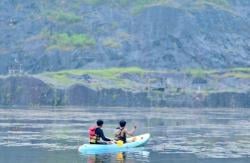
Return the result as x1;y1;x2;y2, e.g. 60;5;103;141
96;128;111;141
126;126;137;136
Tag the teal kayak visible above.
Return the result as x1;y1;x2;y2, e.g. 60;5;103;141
78;133;150;154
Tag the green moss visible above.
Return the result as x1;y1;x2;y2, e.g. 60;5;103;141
223;72;250;79
45;73;76;86
212;67;250;79
47;11;81;23
57;67;145;78
47;33;96;50
230;67;250;73
40;67;146;88
185;69;210;78
31;67;250;93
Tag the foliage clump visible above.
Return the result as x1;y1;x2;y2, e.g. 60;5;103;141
47;33;96;50
47;11;81;23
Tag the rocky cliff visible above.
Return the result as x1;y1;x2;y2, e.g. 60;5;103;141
0;0;249;74
0;67;249;107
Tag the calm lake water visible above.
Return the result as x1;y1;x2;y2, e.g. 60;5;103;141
0;107;250;163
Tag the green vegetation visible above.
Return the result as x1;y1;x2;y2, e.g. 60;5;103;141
81;0;231;13
223;72;250;79
185;68;212;78
217;68;250;79
51;67;145;78
186;68;250;79
46;11;81;23
230;67;250;73
199;0;229;8
47;33;96;50
102;38;121;48
80;0;170;13
36;67;250;93
39;67;146;88
46;73;74;85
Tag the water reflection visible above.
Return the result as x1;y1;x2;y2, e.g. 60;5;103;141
116;152;126;162
84;153;127;163
86;154;106;163
80;148;150;163
82;150;150;163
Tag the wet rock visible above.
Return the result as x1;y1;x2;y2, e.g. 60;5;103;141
0;1;249;74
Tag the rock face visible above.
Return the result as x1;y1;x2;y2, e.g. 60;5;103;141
0;76;57;105
0;76;249;108
204;92;250;108
67;85;150;106
0;1;249;107
0;0;250;74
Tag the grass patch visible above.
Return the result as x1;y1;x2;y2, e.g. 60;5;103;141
46;11;81;23
55;67;146;78
43;73;76;86
40;67;147;88
49;74;72;84
185;69;211;78
223;72;250;79
38;67;250;90
47;33;96;50
230;67;250;73
214;67;250;79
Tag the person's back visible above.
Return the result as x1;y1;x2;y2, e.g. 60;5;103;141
115;120;136;143
115;126;127;143
89;119;111;144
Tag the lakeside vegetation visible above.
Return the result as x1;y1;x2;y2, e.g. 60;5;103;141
38;67;146;88
34;67;250;95
40;67;250;81
50;67;146;78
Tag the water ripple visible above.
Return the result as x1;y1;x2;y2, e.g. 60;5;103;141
0;107;250;158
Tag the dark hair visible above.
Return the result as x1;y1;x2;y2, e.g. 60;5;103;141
96;119;104;126
119;120;126;127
